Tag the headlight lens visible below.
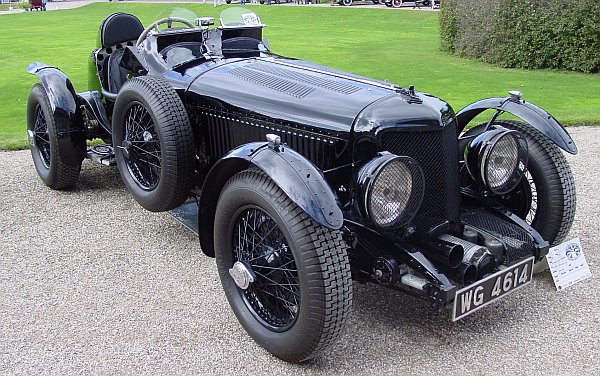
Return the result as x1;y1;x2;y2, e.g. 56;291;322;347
357;154;424;229
465;129;528;195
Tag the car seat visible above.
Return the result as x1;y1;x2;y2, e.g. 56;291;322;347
97;13;144;96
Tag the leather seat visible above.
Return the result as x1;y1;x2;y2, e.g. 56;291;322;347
99;13;144;95
100;12;144;48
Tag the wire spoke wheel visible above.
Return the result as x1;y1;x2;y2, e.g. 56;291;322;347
112;76;195;212
123;103;161;190
214;169;352;363
26;83;82;189
232;206;300;330
33;103;51;168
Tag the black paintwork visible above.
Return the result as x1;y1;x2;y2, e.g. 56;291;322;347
27;11;577;308
456;96;578;154
197;141;343;258
27;63;86;165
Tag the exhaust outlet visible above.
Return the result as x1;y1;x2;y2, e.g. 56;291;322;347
439;234;496;278
439;262;477;285
409;233;464;268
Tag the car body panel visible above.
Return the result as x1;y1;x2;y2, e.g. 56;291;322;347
456;96;578;154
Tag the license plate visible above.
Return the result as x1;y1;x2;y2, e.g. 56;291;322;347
452;256;534;321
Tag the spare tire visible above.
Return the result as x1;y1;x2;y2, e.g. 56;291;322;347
112;76;195;212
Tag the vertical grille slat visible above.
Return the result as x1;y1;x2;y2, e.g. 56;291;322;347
200;110;339;170
379;126;460;228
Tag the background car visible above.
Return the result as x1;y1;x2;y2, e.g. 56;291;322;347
29;0;46;11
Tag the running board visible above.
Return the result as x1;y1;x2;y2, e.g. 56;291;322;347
168;200;199;235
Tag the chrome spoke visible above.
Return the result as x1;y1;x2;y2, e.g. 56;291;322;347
232;207;300;329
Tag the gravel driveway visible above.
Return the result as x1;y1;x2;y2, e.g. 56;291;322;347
0;127;598;375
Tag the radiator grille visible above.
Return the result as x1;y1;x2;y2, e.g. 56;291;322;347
461;209;536;264
379;126;460;227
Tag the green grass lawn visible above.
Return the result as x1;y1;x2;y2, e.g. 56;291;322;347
1;3;599;150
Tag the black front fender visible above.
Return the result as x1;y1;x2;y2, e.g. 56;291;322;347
456;96;577;155
27;62;85;164
197;142;343;257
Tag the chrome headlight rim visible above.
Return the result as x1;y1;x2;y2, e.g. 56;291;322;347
465;128;529;195
357;153;424;230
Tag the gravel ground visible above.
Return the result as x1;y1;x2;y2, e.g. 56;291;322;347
0;127;598;375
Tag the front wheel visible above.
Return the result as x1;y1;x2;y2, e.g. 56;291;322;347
391;0;403;8
214;169;353;363
341;0;352;5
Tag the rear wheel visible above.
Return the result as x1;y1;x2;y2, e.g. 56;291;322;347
214;169;352;363
26;83;83;189
391;0;403;8
341;0;352;5
112;76;195;212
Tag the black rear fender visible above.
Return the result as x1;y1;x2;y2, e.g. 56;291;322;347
456;95;577;155
27;62;86;164
198;141;343;257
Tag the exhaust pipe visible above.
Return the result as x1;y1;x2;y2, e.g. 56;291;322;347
438;262;477;285
439;234;496;278
408;233;464;268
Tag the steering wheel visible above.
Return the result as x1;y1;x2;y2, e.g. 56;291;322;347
136;17;196;47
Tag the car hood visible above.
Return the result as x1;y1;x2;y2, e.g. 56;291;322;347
185;57;433;133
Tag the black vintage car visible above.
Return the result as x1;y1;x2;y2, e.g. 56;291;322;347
26;7;577;362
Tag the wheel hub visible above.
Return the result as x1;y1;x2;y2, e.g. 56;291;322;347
229;261;256;290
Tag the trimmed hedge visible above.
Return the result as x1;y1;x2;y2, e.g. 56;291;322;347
440;0;600;73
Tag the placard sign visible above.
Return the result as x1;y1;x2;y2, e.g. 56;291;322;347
547;237;592;290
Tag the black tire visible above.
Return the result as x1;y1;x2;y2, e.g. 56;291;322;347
391;0;403;8
384;1;393;7
341;0;352;5
26;83;82;190
464;120;576;246
112;76;195;212
214;169;352;363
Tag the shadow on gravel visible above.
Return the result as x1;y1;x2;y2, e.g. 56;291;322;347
76;161;124;192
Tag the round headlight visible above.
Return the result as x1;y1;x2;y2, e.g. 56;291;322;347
357;154;424;229
465;129;528;195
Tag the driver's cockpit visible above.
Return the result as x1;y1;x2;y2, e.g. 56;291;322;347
93;8;269;98
154;28;207;67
